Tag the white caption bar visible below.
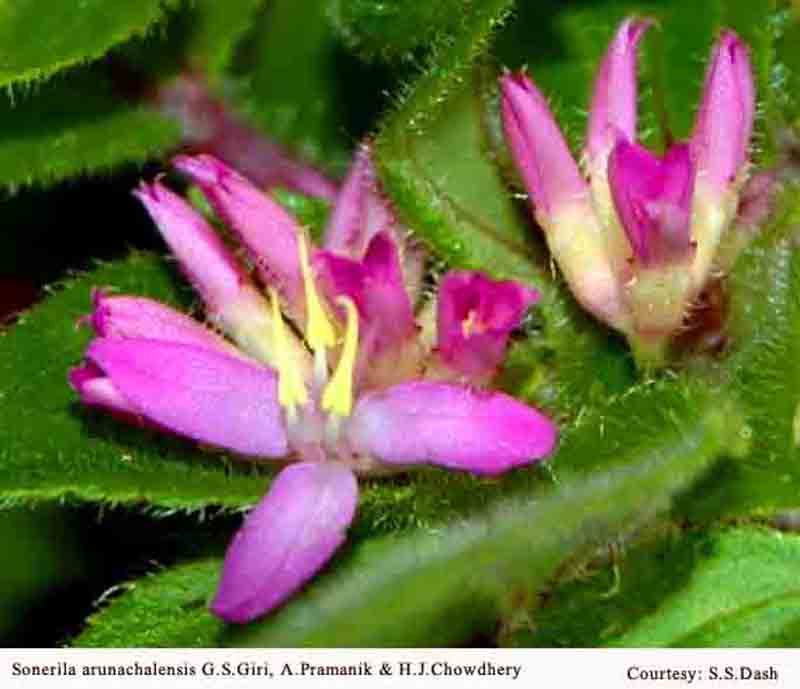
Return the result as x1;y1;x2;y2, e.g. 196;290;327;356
1;649;796;688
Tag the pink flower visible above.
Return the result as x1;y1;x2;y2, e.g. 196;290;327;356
435;271;539;382
500;19;755;363
70;149;558;623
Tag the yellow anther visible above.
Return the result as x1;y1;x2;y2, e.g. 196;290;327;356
461;309;485;338
321;297;359;418
270;288;308;411
298;235;336;352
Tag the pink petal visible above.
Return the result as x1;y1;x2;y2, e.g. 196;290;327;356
173;154;305;315
437;271;539;380
348;381;557;476
156;75;337;200
608;139;695;266
133;180;256;321
692;30;755;194
210;461;358;623
322;143;395;258
315;232;416;356
86;338;288;458
500;72;587;217
69;363;140;416
87;292;242;357
586;18;651;163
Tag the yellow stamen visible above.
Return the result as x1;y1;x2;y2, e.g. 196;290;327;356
270;288;308;411
321;297;359;418
298;235;336;352
461;309;485;338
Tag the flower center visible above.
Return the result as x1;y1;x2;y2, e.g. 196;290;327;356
271;236;360;429
461;309;486;338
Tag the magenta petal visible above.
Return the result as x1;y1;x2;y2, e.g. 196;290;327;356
587;18;651;162
173;154;305;313
69;363;139;416
348;382;557;476
322;143;394;258
500;72;587;217
608;139;695;266
88;292;242;357
437;271;539;379
692;30;755;193
156;76;337;200
86;338;288;457
133;181;253;319
315;232;416;355
210;461;358;623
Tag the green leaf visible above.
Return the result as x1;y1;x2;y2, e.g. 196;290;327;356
75;560;224;647
223;382;737;646
772;3;800;126
508;527;800;648
328;0;475;62
179;0;264;78
0;68;180;190
374;0;525;283
0;0;179;89
617;529;800;647
678;187;800;519
0;253;268;511
232;0;390;174
122;0;265;83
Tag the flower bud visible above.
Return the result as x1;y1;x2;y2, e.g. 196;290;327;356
690;30;755;288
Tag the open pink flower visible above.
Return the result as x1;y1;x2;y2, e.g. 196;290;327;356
500;19;755;363
70;149;557;623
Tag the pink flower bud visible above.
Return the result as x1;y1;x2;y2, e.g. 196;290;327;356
500;72;587;217
587;18;651;165
689;30;756;290
322;143;395;258
692;30;755;195
134;180;279;365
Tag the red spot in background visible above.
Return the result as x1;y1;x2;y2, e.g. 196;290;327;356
0;278;38;324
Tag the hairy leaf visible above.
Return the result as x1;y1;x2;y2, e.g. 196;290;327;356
0;69;180;190
0;253;267;510
0;0;178;89
232;0;390;174
508;528;800;647
329;0;474;62
75;560;224;647
616;529;800;647
679;187;800;519
122;0;265;82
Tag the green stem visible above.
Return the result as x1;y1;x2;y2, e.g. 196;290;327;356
629;333;670;373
